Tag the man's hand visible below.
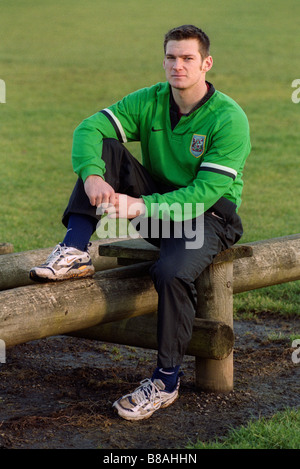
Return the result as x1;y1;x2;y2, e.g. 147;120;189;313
84;176;145;219
102;193;146;219
84;175;116;207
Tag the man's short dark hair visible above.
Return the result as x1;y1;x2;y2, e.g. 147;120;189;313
164;25;210;60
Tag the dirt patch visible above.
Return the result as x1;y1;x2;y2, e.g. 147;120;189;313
0;313;299;449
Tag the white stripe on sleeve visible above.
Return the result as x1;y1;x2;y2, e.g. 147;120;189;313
102;108;128;143
200;162;237;179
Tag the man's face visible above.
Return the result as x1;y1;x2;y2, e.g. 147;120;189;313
163;38;212;91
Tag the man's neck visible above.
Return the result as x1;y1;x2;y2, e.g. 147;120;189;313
172;81;209;115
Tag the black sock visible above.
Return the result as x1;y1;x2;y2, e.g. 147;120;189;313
62;214;96;251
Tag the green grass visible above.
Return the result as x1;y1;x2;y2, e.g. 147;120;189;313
1;0;299;307
1;0;300;250
235;282;300;319
188;408;300;449
1;0;299;449
1;0;299;316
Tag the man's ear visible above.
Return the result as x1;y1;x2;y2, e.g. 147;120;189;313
202;55;213;72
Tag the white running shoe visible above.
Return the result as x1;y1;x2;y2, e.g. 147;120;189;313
29;244;95;282
112;378;180;421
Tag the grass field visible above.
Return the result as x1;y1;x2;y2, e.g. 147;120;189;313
188;407;300;449
1;0;299;449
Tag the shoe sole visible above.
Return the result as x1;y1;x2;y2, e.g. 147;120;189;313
29;267;95;282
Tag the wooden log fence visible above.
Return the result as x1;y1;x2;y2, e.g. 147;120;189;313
0;233;299;393
0;238;120;291
92;234;300;392
70;312;235;361
0;262;157;348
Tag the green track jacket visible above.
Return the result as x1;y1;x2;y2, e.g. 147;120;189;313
71;82;251;220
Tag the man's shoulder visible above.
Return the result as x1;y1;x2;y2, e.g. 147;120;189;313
126;82;169;101
211;89;247;114
118;82;169;115
209;89;249;127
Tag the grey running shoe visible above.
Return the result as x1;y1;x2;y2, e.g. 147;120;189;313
29;244;95;282
112;378;180;421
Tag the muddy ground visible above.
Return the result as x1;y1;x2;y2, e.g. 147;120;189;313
0;312;299;450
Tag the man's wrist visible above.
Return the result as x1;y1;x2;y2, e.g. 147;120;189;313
81;167;104;183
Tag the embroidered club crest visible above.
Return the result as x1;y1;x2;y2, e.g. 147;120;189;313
190;134;206;158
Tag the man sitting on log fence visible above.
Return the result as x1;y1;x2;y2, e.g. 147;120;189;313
30;25;251;421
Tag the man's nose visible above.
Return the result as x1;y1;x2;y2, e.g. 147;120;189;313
173;58;183;70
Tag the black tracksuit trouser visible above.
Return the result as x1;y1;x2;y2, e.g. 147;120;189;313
62;139;243;368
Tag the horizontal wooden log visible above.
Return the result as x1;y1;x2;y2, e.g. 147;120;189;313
69;313;234;360
0;262;157;348
233;233;300;293
1;255;233;359
0;238;122;291
99;238;254;264
1;234;299;353
99;234;300;293
0;243;13;255
3;233;299;294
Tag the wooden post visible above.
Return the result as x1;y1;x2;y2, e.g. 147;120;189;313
195;260;234;393
0;243;13;255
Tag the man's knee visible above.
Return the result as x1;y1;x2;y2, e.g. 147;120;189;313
150;257;193;288
101;138;124;167
102;138;124;152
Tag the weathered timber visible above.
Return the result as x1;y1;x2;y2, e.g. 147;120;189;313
99;238;253;264
2;234;300;392
98;234;300;392
98;238;249;392
70;313;234;360
0;238;121;291
0;262;158;348
99;238;160;261
233;233;300;292
195;259;234;392
2;233;299;292
0;255;234;360
0;243;13;255
99;234;300;292
3;233;299;293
